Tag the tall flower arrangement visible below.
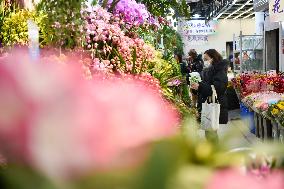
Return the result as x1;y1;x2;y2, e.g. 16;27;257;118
81;6;154;75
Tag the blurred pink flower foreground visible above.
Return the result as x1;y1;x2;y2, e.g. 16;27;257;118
206;169;284;189
0;51;178;178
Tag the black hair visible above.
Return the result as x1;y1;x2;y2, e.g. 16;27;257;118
204;49;223;64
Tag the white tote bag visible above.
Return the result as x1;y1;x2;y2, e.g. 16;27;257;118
201;85;220;131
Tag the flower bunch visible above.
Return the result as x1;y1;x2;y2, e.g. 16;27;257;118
189;72;202;84
232;73;284;98
107;0;154;27
158;16;169;26
81;7;155;75
167;79;182;87
268;101;284;126
242;92;284;112
0;52;178;179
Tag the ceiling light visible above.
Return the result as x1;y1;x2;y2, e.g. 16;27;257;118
224;0;252;19
233;7;253;19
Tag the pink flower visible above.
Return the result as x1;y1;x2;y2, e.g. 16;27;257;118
0;51;178;179
206;169;284;189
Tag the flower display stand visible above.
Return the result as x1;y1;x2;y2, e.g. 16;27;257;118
262;117;272;140
254;112;261;138
240;102;255;134
277;120;284;144
258;114;264;140
271;121;279;141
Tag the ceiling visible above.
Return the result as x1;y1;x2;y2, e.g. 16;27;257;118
187;0;256;20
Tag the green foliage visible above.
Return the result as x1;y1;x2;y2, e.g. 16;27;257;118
148;50;191;118
136;26;158;48
36;0;87;49
0;0;19;46
161;25;184;56
137;25;184;58
0;9;48;47
91;0;98;5
0;165;57;189
136;0;190;18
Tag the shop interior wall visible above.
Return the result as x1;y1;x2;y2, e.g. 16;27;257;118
281;22;284;72
181;19;256;58
264;17;283;72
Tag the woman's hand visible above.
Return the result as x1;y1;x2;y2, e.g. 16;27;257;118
191;83;199;90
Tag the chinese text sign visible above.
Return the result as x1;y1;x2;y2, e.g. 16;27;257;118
269;0;284;22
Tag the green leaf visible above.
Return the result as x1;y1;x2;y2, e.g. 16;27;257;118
113;48;127;71
131;47;137;74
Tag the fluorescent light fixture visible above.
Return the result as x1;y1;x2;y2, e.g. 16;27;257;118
243;12;255;19
224;0;252;19
233;7;253;19
215;0;239;19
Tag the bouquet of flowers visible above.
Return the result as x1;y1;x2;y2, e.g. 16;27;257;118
232;72;284;98
268;100;284;126
242;92;284;112
189;72;201;84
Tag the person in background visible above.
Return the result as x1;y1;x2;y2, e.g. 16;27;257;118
234;53;240;70
229;54;234;71
187;49;204;107
243;51;249;61
191;49;228;142
188;49;204;73
175;54;188;76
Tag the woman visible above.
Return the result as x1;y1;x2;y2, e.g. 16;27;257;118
175;54;188;76
187;49;203;107
191;49;228;142
188;49;203;73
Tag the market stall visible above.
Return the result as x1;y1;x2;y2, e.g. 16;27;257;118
232;72;284;141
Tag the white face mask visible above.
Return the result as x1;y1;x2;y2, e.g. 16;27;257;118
203;59;212;68
204;61;210;68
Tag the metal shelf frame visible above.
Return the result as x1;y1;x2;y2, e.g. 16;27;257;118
233;31;264;73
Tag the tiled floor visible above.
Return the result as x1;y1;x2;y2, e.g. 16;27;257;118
198;109;261;150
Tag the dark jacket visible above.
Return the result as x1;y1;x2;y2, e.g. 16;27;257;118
197;59;229;124
189;57;204;73
180;61;188;76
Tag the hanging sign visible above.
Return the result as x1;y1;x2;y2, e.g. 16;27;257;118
187;35;209;45
269;0;284;22
179;20;217;36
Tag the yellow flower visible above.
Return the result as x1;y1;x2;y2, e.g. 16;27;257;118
279;101;284;106
272;108;280;115
277;104;284;110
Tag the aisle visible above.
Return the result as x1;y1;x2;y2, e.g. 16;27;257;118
198;109;261;149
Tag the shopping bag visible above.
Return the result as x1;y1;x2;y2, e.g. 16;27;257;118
201;85;220;131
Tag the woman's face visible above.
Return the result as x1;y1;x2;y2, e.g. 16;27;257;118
203;53;212;63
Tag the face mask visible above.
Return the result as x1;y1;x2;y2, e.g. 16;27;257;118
204;61;211;68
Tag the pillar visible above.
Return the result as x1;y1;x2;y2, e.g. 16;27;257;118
255;12;264;35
